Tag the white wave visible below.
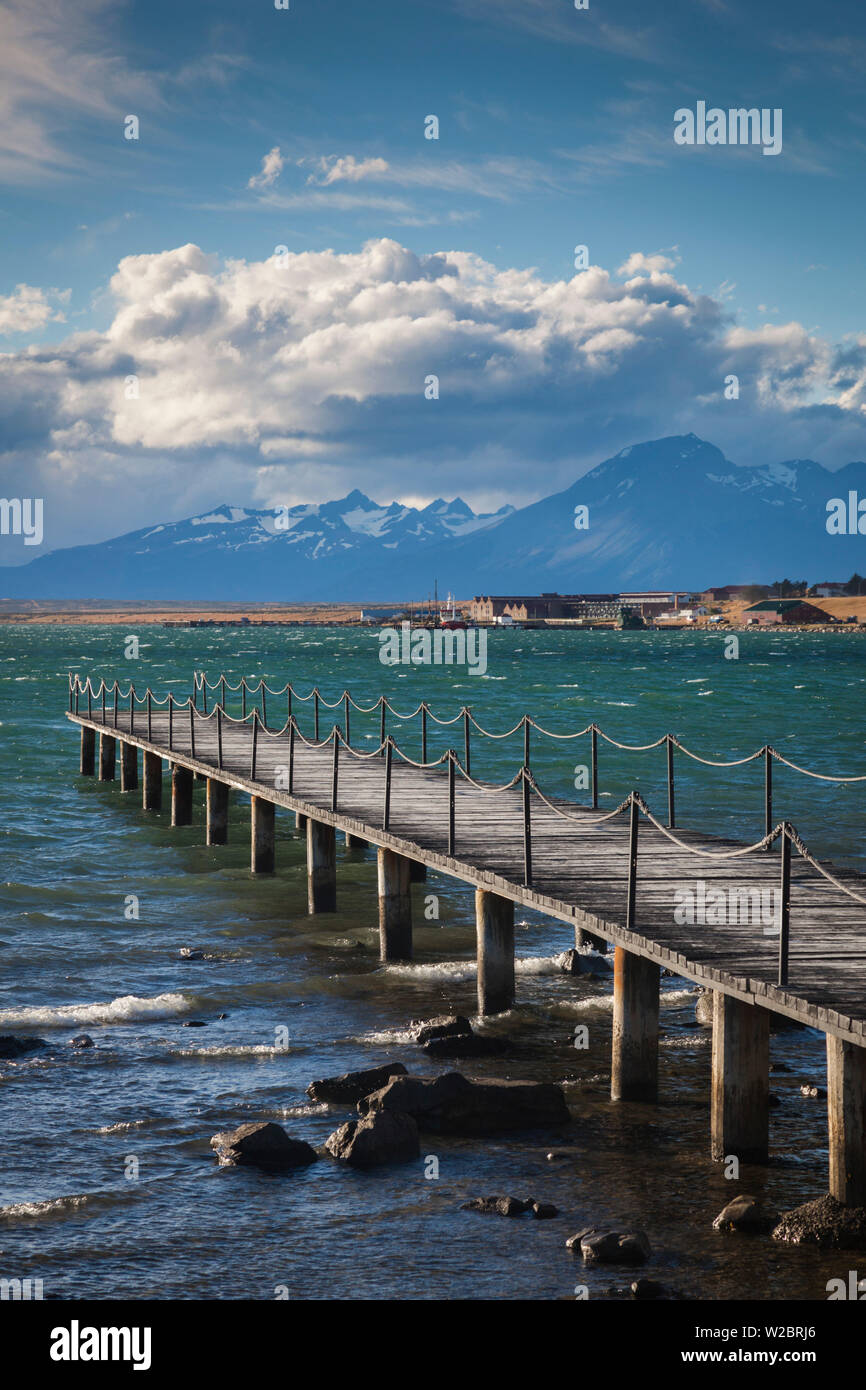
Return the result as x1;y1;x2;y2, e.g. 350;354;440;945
559;987;697;1016
515;955;565;976
169;1044;293;1058
93;1119;150;1135
0;992;191;1029
0;1194;93;1221
382;961;476;982
350;1028;418;1045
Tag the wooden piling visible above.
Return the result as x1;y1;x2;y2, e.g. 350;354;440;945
409;860;427;883
711;991;770;1164
250;796;275;874
827;1035;866;1207
142;751;162;811
80;726;95;776
476;888;515;1017
171;763;193;826
377;848;412;961
119;740;138;792
575;925;607;953
345;831;364;849
206;778;229;845
98;732;116;781
611;946;659;1102
295;811;308;832
306;818;336;913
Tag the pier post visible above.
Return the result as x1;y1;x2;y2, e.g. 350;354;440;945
171;763;193;826
827;1036;866;1206
251;796;275;873
377;848;412;961
142;752;162;811
98;732;116;781
711;992;770;1164
410;860;427;883
575;925;607;953
120;741;138;792
307;818;336;913
206;778;229;845
345;831;364;850
476;889;515;1017
80;726;95;776
611;946;659;1102
295;812;308;833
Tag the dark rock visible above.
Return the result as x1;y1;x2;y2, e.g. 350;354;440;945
325;1109;420;1167
567;1227;651;1264
768;1093;782;1107
412;1015;473;1045
423;1034;509;1059
532;1201;559;1219
179;948;205;961
713;1194;778;1233
182;1020;208;1028
210;1121;318;1171
631;1278;665;1299
359;1071;570;1135
799;1084;826;1099
0;1035;47;1059
560;949;612;976
546;1151;569;1161
306;1061;408;1106
69;1034;94;1049
772;1194;866;1250
461;1195;533;1217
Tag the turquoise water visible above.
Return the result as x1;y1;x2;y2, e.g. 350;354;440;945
1;624;865;1300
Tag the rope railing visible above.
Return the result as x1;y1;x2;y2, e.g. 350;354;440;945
68;673;866;989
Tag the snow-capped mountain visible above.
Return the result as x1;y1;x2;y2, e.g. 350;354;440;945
3;435;864;599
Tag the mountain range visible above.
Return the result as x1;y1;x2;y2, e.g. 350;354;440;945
3;434;864;600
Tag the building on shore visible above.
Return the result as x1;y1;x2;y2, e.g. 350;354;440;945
469;593;620;623
742;598;830;625
811;580;849;598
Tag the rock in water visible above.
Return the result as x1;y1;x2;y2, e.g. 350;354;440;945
631;1279;665;1300
559;949;612;976
358;1072;570;1135
772;1194;866;1249
0;1035;47;1059
69;1034;95;1049
211;1121;318;1170
325;1110;420;1167
412;1015;473;1045
532;1202;559;1219
695;990;714;1025
567;1228;651;1265
423;1034;509;1059
461;1195;533;1217
179;948;204;960
712;1194;778;1233
306;1062;408;1105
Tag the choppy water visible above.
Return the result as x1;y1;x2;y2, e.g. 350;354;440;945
1;624;865;1300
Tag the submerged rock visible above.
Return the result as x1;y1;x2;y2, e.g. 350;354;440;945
211;1121;318;1171
772;1194;866;1250
631;1278;666;1300
179;948;205;961
799;1084;826;1099
182;1020;208;1028
359;1071;570;1135
0;1035;47;1059
695;990;714;1026
325;1109;420;1167
559;949;612;977
462;1195;533;1217
531;1201;559;1219
306;1062;408;1106
423;1034;509;1059
713;1194;778;1233
567;1228;651;1265
69;1034;95;1049
412;1015;473;1045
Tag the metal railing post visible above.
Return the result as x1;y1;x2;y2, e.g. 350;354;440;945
331;725;340;811
523;767;532;886
778;824;791;986
667;734;676;829
448;751;456;856
626;794;639;931
764;746;774;849
382;737;393;829
591;725;598;809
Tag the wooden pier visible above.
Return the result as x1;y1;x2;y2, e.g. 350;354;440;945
66;674;866;1207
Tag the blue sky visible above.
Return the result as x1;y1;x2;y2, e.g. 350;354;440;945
2;0;866;555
